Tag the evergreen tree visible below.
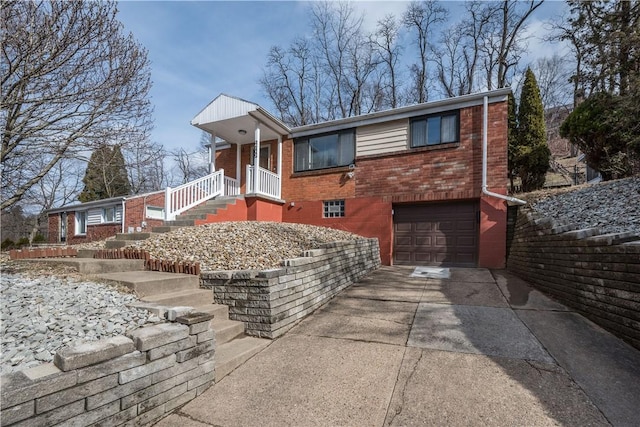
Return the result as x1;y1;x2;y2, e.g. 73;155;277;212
515;68;550;192
79;144;131;202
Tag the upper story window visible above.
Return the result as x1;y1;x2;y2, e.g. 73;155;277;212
102;207;116;223
294;130;355;172
75;211;87;235
410;111;459;148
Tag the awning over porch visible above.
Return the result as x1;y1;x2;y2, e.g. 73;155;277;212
191;94;290;201
191;94;290;145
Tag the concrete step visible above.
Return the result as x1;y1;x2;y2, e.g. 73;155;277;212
114;232;152;241
77;249;98;258
141;288;213;307
34;258;145;274
215;336;270;382
104;240;128;249
193;303;229;319
175;212;211;221
151;226;184;233
211;319;245;346
94;271;200;297
164;220;195;227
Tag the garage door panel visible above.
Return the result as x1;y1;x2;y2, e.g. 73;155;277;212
393;201;478;267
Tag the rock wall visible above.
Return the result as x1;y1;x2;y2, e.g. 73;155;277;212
507;207;640;350
0;311;215;426
201;238;381;338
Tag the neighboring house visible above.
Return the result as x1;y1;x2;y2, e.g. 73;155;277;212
48;88;514;268
47;191;165;245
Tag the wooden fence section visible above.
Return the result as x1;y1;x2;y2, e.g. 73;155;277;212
93;249;200;275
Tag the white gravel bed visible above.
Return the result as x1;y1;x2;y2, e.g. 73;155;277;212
530;177;640;235
0;274;156;375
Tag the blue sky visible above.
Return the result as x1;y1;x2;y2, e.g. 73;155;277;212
117;1;569;153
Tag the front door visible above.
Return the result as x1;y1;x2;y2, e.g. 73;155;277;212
252;146;271;170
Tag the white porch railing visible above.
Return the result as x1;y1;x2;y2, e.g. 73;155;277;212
224;176;240;196
165;170;224;220
246;165;281;199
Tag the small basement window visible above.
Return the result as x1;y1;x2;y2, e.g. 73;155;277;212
146;206;165;220
323;200;345;218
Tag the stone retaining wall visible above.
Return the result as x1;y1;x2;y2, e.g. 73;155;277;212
201;238;381;338
0;310;215;426
507;207;640;350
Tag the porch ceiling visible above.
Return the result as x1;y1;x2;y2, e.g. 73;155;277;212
191;94;290;145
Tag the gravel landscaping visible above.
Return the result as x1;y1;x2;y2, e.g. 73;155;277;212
526;176;640;235
0;222;362;375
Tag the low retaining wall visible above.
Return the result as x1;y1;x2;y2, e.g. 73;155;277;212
201;238;381;338
0;310;215;426
507;207;640;350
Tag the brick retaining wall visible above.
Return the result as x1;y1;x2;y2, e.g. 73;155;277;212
0;310;215;426
201;238;381;338
507;207;640;350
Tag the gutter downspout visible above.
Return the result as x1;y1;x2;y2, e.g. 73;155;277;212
121;199;126;234
482;95;526;206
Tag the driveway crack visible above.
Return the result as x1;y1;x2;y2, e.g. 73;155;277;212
386;349;423;426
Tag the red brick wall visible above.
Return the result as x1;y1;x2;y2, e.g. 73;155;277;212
282;197;392;264
48;215;60;243
124;192;165;232
195;199;249;225
214;141;278;191
63;211;120;245
247;198;283;221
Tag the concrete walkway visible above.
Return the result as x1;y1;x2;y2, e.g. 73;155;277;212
156;267;640;427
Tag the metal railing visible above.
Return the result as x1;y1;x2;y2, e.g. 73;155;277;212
164;170;224;220
246;165;281;199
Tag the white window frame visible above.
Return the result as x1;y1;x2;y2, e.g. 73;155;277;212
145;206;165;220
102;206;116;223
323;200;345;218
75;211;87;235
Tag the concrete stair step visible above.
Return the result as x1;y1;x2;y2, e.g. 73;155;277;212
37;258;145;274
175;212;210;221
151;226;184;233
192;303;229;319
141;288;213;307
104;240;129;249
94;271;200;297
164;220;195;227
114;232;153;241
211;319;245;345
215;336;270;382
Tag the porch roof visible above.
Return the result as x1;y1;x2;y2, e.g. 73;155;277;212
191;94;290;145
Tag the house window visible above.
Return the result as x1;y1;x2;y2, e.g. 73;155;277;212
75;211;87;235
251;146;271;170
103;207;115;223
146;206;164;220
294;130;355;172
323;200;345;218
410;112;459;147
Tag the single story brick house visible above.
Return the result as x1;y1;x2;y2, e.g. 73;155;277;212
48;88;520;268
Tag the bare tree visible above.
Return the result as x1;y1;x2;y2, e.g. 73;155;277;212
403;1;448;103
124;139;167;194
374;14;403;109
530;55;573;110
170;148;209;185
1;0;153;210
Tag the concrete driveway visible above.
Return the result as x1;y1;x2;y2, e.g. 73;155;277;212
156;266;640;427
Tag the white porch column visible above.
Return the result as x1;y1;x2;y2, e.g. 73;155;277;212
254;122;261;195
277;135;282;199
209;132;216;174
236;143;241;184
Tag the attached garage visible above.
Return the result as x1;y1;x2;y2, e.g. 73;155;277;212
393;201;478;267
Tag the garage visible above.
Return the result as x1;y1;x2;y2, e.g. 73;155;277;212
393;201;478;267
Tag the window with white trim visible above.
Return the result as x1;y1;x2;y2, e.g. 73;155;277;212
102;207;115;223
75;211;87;235
294;130;355;172
146;206;165;220
323;200;345;218
410;111;459;147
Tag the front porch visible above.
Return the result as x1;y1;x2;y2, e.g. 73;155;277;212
164;94;291;221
